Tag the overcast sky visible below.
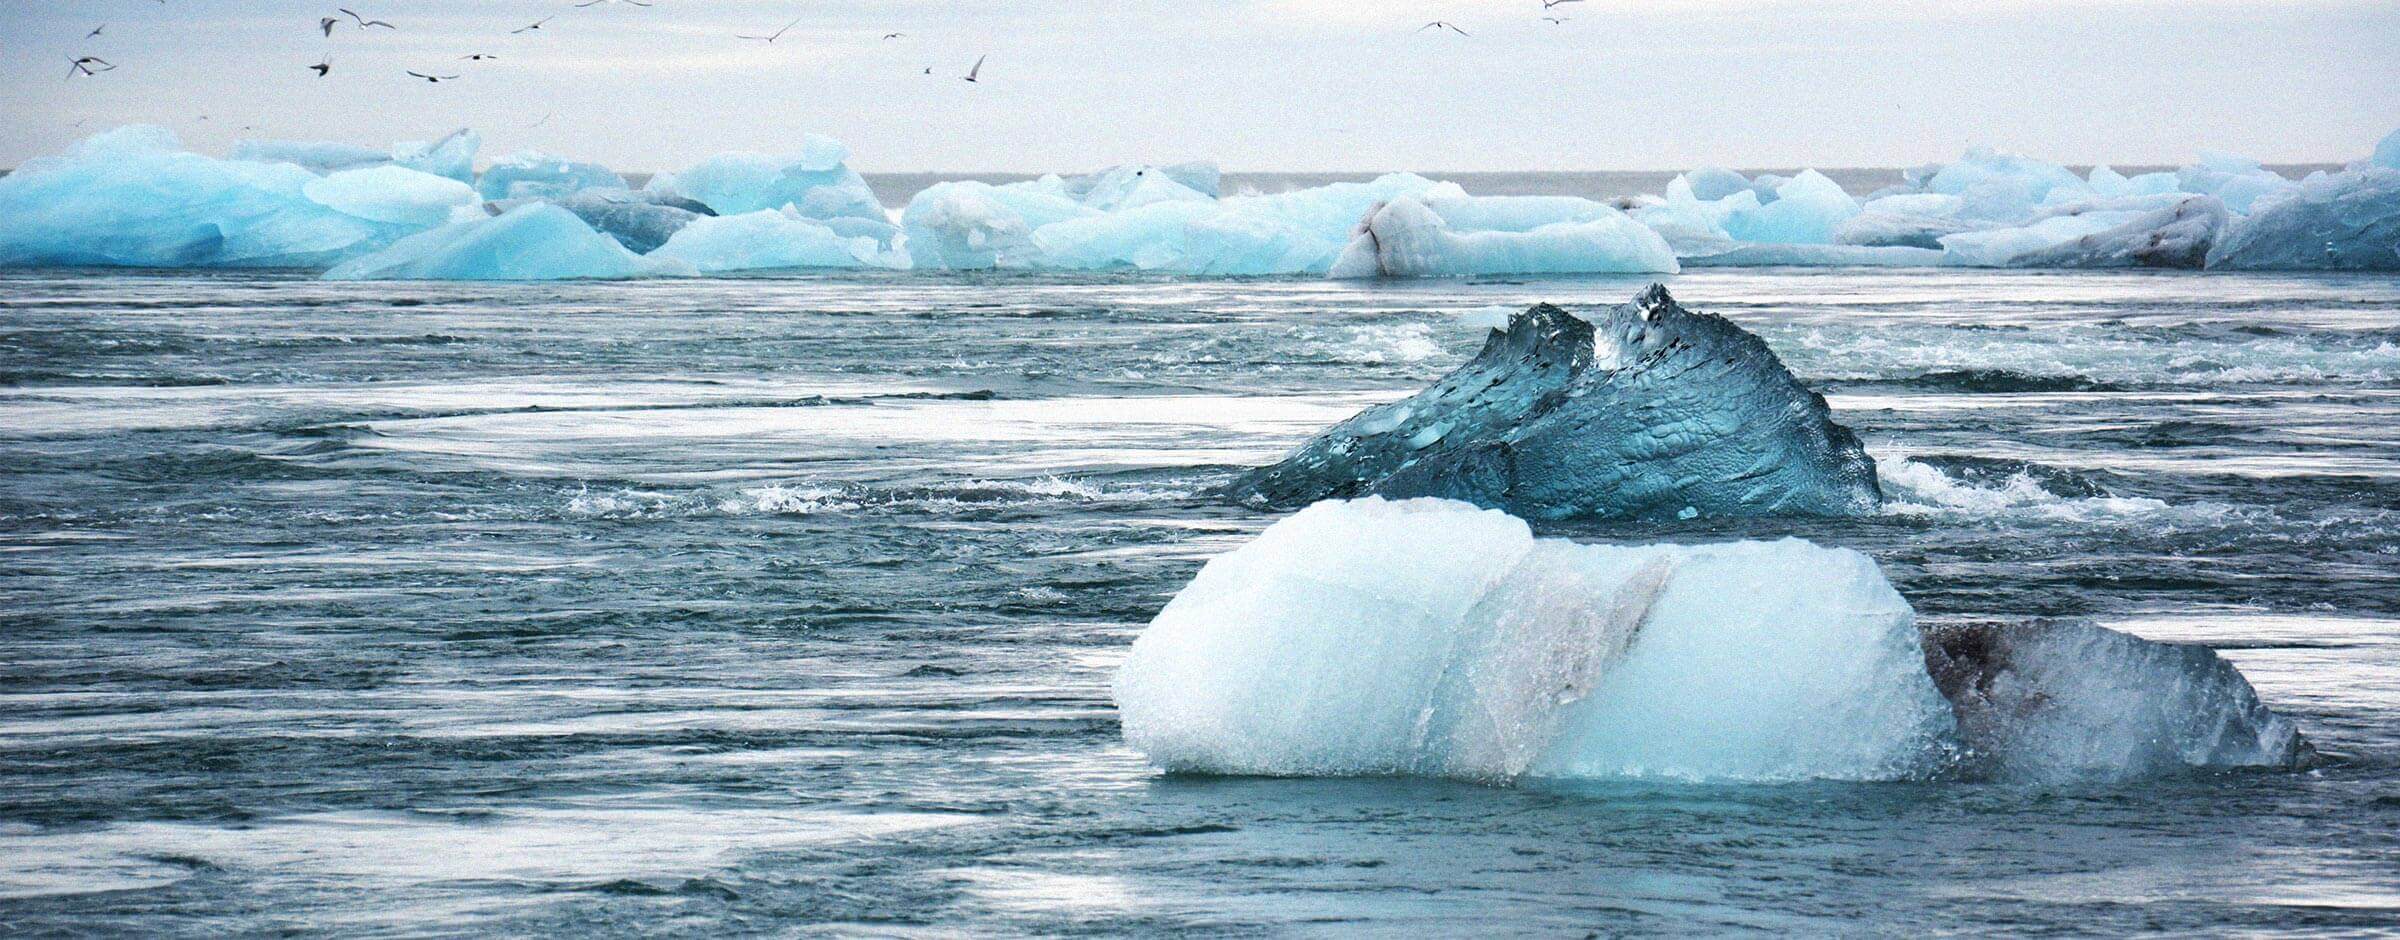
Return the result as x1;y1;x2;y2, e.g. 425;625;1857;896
4;0;2395;173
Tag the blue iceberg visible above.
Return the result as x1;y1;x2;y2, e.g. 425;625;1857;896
1326;191;1678;277
1221;286;1879;520
0;126;424;269
651;208;906;272
475;151;629;202
322;203;690;281
2205;166;2400;271
649;138;889;237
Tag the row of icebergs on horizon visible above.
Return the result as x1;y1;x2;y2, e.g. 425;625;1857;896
0;124;2393;280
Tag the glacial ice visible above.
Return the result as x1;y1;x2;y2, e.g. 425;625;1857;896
2205;167;2400;271
650;207;906;272
303;165;481;228
652;140;887;229
1222;286;1880;520
322;203;690;281
1326;191;1678;277
501;189;704;255
0;126;412;268
1923;620;2312;780
5;124;2395;277
1112;497;1954;783
1115;498;2313;784
475;151;629;202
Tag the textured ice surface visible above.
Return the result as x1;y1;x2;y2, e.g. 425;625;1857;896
1113;497;1953;783
0;126;412;268
1223;286;1879;519
1328;192;1677;277
323;203;688;281
1924;620;2313;781
901;180;1097;269
227;139;392;175
651;208;905;272
1988;196;2226;269
2205;167;2400;271
303;165;480;228
499;190;703;255
390;129;480;183
653;139;888;234
474;151;628;202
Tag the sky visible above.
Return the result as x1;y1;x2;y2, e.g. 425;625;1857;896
3;0;2395;174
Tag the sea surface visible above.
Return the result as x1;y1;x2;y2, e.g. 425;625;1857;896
2;268;2397;935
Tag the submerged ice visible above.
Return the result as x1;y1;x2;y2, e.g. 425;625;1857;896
1114;497;2315;785
1222;286;1879;520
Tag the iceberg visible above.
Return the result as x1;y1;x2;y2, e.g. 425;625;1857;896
1923;620;2313;780
650;207;905;272
901;180;1097;269
0;126;416;268
230;128;480;182
1984;195;2226;269
497;189;704;255
1326;192;1678;277
652;139;887;232
475;151;629;202
303;165;481;228
1221;286;1879;520
322;203;689;281
2204;166;2400;271
1115;498;2314;784
1719;169;1860;244
1113;497;1953;783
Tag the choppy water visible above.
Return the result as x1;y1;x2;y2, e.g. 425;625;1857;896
2;268;2397;935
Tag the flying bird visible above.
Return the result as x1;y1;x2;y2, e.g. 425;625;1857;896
68;56;115;77
319;17;337;36
1541;0;1583;7
882;32;904;39
920;66;932;75
340;9;394;29
737;17;801;42
309;57;331;77
1541;16;1569;24
405;70;458;83
512;16;553;33
86;25;105;39
1420;21;1469;35
962;54;984;83
459;53;496;61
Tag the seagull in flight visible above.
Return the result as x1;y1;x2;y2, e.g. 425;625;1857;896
962;54;984;83
319;16;338;36
1420;21;1469;35
309;57;331;77
86;25;105;39
1541;0;1583;7
737;17;802;42
459;53;496;61
340;9;395;29
1541;15;1569;24
512;16;554;34
68;56;115;77
882;32;904;39
405;70;458;83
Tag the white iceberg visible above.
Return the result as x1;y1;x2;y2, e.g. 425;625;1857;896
650;207;905;272
652;138;887;228
2205;166;2400;271
231;128;480;183
322;203;689;281
1328;192;1678;277
900;180;1097;269
1113;497;1952;783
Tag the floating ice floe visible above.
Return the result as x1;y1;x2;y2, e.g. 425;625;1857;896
2205;166;2400;271
651;207;907;272
647;138;893;241
495;189;704;256
1114;496;2313;784
1113;497;1953;783
1221;286;1878;520
230;128;480;183
323;203;690;281
475;151;629;202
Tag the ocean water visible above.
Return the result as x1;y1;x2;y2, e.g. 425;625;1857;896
1;268;2397;935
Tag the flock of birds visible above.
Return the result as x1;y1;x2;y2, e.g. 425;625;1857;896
62;0;1590;87
61;2;992;86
